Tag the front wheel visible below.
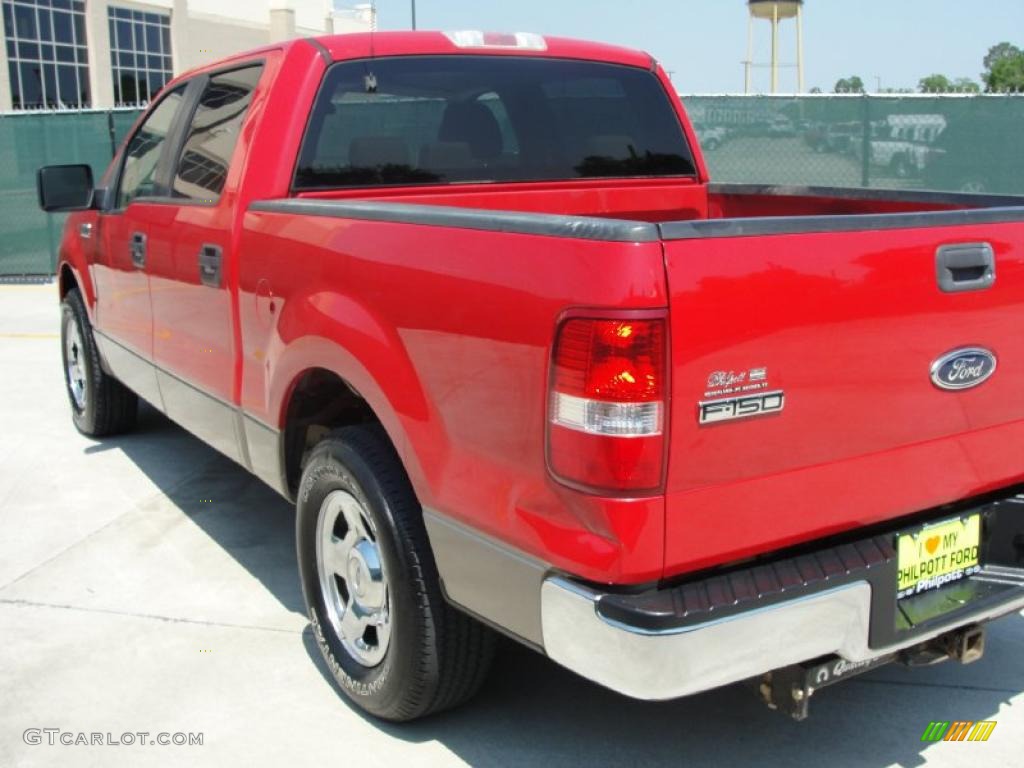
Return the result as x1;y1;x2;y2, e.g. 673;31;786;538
296;425;495;721
60;289;138;436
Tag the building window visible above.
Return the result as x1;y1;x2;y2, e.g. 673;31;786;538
2;0;90;109
108;5;172;106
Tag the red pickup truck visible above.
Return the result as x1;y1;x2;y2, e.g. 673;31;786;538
38;31;1024;722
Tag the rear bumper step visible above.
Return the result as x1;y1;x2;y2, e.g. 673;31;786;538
541;492;1024;702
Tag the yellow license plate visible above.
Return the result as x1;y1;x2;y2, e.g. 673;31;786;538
896;514;981;599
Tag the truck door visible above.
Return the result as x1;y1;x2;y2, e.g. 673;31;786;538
93;85;189;407
147;65;263;462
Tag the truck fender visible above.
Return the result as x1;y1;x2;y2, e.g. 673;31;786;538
56;215;98;322
266;290;438;502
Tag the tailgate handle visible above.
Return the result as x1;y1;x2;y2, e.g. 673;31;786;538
936;243;995;293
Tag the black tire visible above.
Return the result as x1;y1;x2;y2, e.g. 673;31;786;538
297;425;496;721
60;288;138;436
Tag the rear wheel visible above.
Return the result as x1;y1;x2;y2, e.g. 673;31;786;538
60;289;138;436
297;425;496;721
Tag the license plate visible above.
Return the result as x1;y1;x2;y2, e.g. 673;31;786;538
896;514;981;599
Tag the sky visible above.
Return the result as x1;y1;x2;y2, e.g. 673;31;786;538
363;0;1024;93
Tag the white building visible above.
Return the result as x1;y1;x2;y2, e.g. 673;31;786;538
0;0;374;111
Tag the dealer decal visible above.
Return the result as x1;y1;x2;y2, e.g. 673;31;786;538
896;515;981;599
699;367;784;425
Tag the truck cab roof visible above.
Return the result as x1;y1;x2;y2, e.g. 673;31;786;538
312;30;656;70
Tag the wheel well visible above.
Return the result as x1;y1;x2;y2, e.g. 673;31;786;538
58;264;77;298
283;368;380;494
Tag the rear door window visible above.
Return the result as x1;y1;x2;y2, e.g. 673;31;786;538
295;56;695;189
171;65;263;201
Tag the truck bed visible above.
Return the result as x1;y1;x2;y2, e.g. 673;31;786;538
245;183;1024;582
293;179;1024;225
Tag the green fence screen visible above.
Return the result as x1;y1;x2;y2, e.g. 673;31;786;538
683;95;1024;192
0;109;140;277
1;96;1023;276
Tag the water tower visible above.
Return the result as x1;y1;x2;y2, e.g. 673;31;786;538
745;0;805;93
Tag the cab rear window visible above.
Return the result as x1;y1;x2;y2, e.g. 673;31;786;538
294;55;696;189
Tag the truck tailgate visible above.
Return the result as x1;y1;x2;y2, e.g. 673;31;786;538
662;219;1024;578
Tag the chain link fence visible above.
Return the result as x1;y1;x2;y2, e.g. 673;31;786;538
2;96;1024;276
684;94;1024;193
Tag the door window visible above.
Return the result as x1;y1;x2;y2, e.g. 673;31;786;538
117;85;185;208
171;65;262;201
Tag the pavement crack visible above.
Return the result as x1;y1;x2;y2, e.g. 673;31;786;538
0;597;304;635
0;463;218;593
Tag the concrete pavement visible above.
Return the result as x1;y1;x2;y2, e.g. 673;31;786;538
1;283;1022;767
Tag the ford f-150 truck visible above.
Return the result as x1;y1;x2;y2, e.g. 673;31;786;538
38;31;1024;722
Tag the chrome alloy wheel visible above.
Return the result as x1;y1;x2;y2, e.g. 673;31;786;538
64;320;87;411
315;490;391;667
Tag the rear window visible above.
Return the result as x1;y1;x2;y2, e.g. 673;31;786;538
294;55;696;189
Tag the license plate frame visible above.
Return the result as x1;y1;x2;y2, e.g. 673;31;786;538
896;513;982;600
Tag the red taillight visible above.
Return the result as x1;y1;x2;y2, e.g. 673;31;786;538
548;316;667;493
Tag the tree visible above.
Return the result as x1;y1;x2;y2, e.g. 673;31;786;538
985;53;1024;91
918;74;980;93
834;76;865;94
954;77;981;93
983;42;1024;91
918;74;953;93
984;42;1021;73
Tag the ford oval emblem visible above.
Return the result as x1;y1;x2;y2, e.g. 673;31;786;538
930;347;997;391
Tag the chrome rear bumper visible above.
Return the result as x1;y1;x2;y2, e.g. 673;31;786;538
541;490;1024;701
541;576;1024;701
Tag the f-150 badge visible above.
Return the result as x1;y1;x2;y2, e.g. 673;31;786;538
699;367;783;425
699;391;785;425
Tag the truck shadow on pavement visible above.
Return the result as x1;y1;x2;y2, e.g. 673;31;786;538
112;404;1022;768
307;629;1023;768
86;403;306;616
